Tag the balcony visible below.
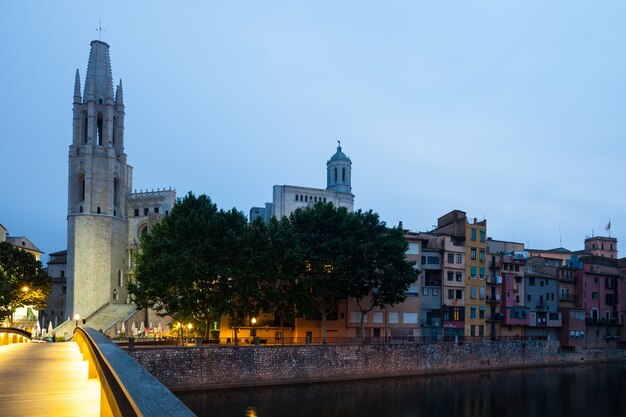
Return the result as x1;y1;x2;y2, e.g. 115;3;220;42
486;313;503;322
535;302;548;310
586;317;621;326
559;294;577;303
486;294;501;303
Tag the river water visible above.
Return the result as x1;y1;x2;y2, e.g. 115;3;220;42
177;361;626;417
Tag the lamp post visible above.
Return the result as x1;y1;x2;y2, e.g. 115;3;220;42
74;313;80;329
187;323;193;346
251;317;258;345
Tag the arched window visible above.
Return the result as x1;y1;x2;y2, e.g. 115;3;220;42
334;168;338;182
117;270;122;287
82;112;88;144
97;113;103;146
112;116;116;145
79;174;85;202
113;178;119;208
342;167;346;182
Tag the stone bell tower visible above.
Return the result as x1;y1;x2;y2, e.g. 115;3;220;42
66;40;132;320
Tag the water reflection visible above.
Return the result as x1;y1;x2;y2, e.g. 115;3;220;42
178;362;626;417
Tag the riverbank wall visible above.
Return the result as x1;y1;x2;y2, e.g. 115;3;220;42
129;341;626;391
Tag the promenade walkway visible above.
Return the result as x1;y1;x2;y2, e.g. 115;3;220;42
0;342;100;417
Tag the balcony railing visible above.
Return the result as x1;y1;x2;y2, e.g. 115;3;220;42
486;294;501;303
559;294;577;302
586;317;621;326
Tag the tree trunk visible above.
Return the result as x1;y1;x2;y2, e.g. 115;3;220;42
360;312;366;342
280;316;285;346
205;319;210;339
321;311;327;344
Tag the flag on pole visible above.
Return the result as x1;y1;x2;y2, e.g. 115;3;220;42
606;220;611;231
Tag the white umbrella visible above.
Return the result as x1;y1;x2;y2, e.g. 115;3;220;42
157;322;163;334
48;321;53;334
139;322;145;337
131;322;138;337
121;321;126;335
149;322;153;331
32;321;40;337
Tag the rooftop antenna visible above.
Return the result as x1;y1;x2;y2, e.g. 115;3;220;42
559;225;562;247
96;20;105;41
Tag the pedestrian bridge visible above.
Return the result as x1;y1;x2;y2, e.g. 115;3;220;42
0;327;195;417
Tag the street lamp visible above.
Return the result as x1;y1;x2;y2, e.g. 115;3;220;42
74;313;80;328
251;317;258;345
187;323;193;344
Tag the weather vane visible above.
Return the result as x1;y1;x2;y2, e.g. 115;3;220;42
96;20;105;41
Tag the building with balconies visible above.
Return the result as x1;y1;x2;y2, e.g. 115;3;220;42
575;246;623;348
524;257;561;341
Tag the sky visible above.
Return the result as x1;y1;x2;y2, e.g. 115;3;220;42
2;1;626;258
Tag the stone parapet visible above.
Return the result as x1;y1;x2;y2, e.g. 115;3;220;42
129;341;626;391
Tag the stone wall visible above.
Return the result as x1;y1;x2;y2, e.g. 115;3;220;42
128;341;626;391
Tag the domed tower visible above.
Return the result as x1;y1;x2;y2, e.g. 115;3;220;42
326;141;352;194
67;40;131;319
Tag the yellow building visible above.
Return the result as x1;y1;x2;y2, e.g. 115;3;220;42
464;218;487;337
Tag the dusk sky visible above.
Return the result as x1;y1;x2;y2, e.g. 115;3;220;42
2;1;626;257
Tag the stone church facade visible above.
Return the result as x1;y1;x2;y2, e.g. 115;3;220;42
65;40;175;329
250;143;355;222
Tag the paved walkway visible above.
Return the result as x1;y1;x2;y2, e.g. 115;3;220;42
0;342;100;417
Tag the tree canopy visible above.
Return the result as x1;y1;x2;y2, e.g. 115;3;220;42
130;195;416;342
0;241;51;324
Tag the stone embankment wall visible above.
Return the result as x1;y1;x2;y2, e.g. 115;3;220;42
129;341;626;391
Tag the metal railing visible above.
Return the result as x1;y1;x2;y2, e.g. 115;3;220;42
0;327;32;345
112;334;549;347
74;327;195;417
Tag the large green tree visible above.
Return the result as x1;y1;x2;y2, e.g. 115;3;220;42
129;193;254;342
290;203;355;342
0;241;51;324
291;203;417;341
249;217;309;343
347;210;417;337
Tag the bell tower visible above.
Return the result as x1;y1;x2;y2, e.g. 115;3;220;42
326;141;352;194
67;40;132;320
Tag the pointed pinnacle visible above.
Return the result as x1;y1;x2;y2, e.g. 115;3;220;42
74;69;81;102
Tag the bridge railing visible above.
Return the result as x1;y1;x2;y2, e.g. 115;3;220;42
73;326;195;417
0;327;32;345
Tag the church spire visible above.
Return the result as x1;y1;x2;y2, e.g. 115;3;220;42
83;40;114;103
73;69;81;103
115;79;124;106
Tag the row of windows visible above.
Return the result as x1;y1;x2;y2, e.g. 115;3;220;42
448;289;463;300
469;228;486;242
469;306;486;319
421;256;440;265
469;266;486;279
446;253;464;264
447;271;464;281
333;167;348;183
81;112;117;146
133;207;160;216
470;248;486;261
348;311;418;324
502;264;521;272
469;286;486;300
294;194;328;204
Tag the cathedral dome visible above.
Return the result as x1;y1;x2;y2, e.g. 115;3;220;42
329;144;349;161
